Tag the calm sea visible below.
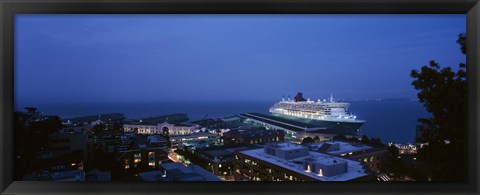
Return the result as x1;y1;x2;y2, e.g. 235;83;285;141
15;101;430;144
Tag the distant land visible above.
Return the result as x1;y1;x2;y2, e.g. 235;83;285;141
338;98;419;102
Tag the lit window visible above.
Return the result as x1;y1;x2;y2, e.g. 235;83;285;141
134;153;142;164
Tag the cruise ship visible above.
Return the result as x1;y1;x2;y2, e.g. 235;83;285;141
269;92;365;134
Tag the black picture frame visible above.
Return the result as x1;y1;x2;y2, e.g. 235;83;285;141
1;0;479;194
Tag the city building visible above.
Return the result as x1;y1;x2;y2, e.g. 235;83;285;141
306;141;389;172
169;132;220;149
59;124;93;134
91;119;105;126
28;151;84;177
129;114;189;124
49;132;91;161
23;169;86;181
388;143;421;155
113;135;169;179
233;142;372;181
192;116;243;130
193;146;252;177
92;132;122;153
124;122;198;135
240;113;362;142
85;168;111;181
63;113;125;126
138;162;222;181
222;128;285;146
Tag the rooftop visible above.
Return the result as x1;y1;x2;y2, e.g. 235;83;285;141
169;132;218;139
239;147;367;181
117;134;167;152
239;113;326;132
124;120;196;127
220;116;241;122
225;128;283;138
138;162;222;181
307;141;373;155
23;170;85;181
266;142;305;150
203;149;232;157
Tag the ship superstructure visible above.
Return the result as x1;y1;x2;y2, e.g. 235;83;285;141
269;92;365;134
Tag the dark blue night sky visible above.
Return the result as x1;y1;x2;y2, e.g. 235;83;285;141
15;14;465;104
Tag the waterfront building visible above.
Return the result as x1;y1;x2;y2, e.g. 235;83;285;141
169;132;220;149
192;116;243;130
124;122;198;135
138;162;222;181
132;114;189;124
239;113;359;142
222;128;285;146
233;142;372;181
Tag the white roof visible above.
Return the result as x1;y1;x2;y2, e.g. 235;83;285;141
308;155;347;165
240;148;367;181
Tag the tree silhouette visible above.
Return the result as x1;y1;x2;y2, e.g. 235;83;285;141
410;33;466;181
14;111;64;179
